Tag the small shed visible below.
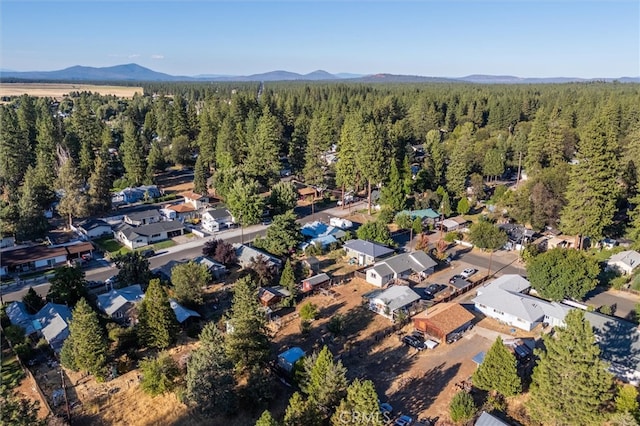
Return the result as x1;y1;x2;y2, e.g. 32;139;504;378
258;286;291;307
301;273;331;293
302;256;320;274
412;303;475;344
277;347;305;373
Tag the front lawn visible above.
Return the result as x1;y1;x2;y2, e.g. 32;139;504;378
94;237;130;256
151;240;176;250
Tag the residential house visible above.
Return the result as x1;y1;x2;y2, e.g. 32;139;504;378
368;286;421;320
301;221;346;249
365;251;437;287
343;239;395;266
475;411;511;426
6;302;72;353
547;235;577;249
114;221;184;249
115;185;161;204
180;191;210;210
202;208;233;233
412;303;475;344
124;209;162;226
301;273;331;293
607;250;640;275
397;208;440;225
166;203;197;222
258;286;291;307
233;243;282;271
472;274;570;331
0;242;94;277
96;284;145;324
297;186;317;201
436;218;464;232
301;256;320;274
76;219;112;239
192;256;227;280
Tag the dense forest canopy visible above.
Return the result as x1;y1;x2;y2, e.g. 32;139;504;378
1;81;639;244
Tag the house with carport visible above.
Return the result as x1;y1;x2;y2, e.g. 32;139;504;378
343;239;395;266
365;251;437;287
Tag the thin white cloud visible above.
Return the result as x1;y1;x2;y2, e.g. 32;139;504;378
128;54;141;58
151;54;164;60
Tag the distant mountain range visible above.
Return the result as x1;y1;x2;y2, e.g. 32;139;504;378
1;63;638;84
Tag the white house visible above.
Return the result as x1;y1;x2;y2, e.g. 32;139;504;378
202;208;234;233
180;191;210;210
368;286;421;321
365;251;437;287
472;274;570;331
75;219;112;239
115;221;184;249
607;250;640;275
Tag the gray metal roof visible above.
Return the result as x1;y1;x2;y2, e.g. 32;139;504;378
343;239;395;259
475;411;511;426
370;263;394;278
609;250;640;271
97;285;144;316
118;221;184;240
125;209;161;221
6;302;36;335
233;243;282;268
203;208;231;220
169;298;201;323
373;286;421;312
35;303;72;352
77;219;111;231
304;273;330;286
382;251;437;275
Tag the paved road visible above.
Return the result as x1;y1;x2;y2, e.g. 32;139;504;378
0;201;365;303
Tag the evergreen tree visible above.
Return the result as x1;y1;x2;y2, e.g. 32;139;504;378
113;251;152;287
0;384;45;426
186;322;237;415
449;391;477;424
137;279;179;349
482;148;504;181
284;391;321;426
256;410;279;426
147;141;167;174
456;197;470;215
331;379;383;426
215;116;239;171
303;114;329;189
254;210;303;257
560;115;620;246
380;158;405;211
356;221;394;246
56;151;90;229
60;298;108;380
225;177;266;226
22;287;45;314
357;122;386;215
472;337;521;397
88;150;112;214
170;135;193;166
300;345;348;414
269;181;298;216
17;166;49;241
245;107;282;185
0;106;30;195
139;352;179;396
615;384;640;417
193;154;209;195
426;129;445;186
47;265;88;306
226;275;271;370
402;155;414;195
280;259;297;306
171;261;210;306
527;309;613;425
121;120;147;186
336;114;361;207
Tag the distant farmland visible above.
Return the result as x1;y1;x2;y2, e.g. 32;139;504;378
0;83;143;99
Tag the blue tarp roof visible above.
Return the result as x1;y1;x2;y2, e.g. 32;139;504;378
279;347;305;364
313;235;338;247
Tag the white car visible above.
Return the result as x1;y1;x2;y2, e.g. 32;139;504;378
461;268;477;278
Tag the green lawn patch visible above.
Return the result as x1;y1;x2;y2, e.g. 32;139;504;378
94;237;131;257
151;240;176;250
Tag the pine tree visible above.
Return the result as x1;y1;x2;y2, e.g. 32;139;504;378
269;181;298;216
456;197;470;215
121;120;147;186
255;210;303;257
22;287;45;314
47;265;88;306
615;384;639;416
147;141;166;174
193;154;209;195
256;410;279;426
186;321;237;415
137;279;179;350
336;114;361;207
402;155;414;195
139;352;179;396
284;391;321;426
0;106;31;195
426;129;444;186
472;337;521;397
245;107;281;185
300;346;348;414
225;275;271;371
60;298;108;380
225;177;266;226
357;122;386;214
17;166;49;241
380;158;405;211
560;115;620;246
280;259;297;306
331;379;383;426
0;384;45;426
56;151;90;229
88;150;112;214
527;309;614;425
171;261;210;306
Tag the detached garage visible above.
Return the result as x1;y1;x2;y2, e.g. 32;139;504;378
413;303;475;344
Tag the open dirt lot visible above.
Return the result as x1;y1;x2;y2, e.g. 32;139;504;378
0;83;143;99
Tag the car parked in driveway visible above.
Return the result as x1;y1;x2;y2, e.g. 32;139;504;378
425;283;446;296
461;268;477;278
402;335;425;351
394;415;414;426
449;274;463;284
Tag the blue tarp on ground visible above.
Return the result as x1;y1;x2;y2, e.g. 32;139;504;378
472;351;486;365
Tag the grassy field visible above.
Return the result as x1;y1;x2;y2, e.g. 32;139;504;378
0;83;143;99
1;344;24;389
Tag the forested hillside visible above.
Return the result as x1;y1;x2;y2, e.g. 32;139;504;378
1;82;639;245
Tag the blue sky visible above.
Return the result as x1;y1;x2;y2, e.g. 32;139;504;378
1;1;638;78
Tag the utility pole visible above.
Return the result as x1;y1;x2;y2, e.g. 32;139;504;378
60;369;71;421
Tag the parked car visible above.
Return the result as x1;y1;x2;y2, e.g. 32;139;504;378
140;249;155;258
425;283;446;296
379;402;393;416
402;335;425;351
86;280;103;289
394;415;414;426
448;274;463;284
105;275;119;286
461;268;478;278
